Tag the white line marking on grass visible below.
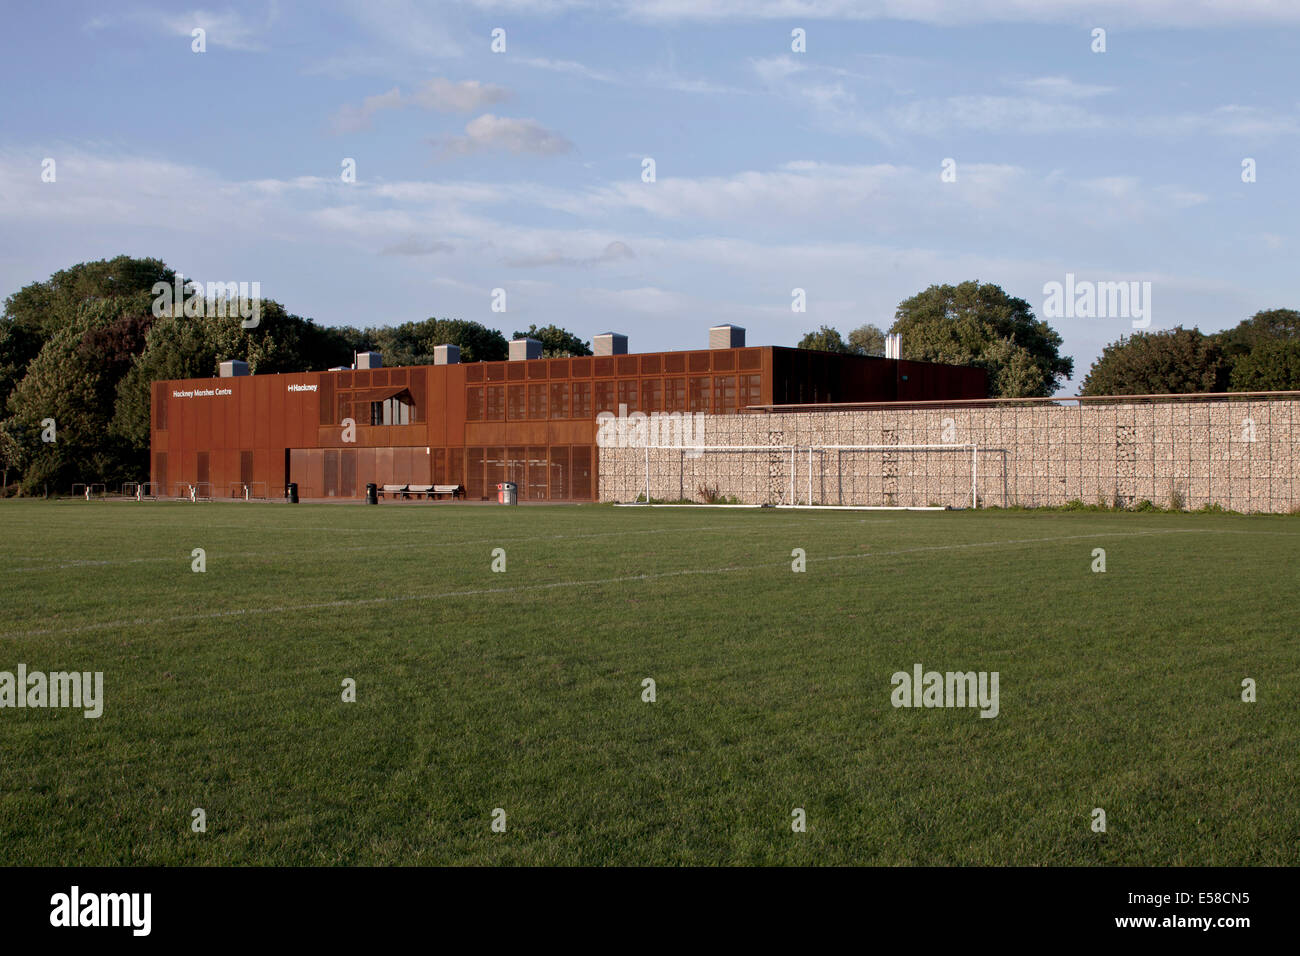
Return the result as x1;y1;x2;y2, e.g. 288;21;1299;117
0;521;821;573
0;528;1263;639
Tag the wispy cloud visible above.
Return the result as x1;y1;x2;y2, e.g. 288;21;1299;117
85;5;275;51
1010;76;1116;99
380;238;456;256
518;56;619;83
550;0;1300;27
505;240;635;268
331;78;511;134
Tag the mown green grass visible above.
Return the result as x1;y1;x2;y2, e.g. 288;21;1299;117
1;500;1297;865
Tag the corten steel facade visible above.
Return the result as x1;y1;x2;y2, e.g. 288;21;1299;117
150;345;986;501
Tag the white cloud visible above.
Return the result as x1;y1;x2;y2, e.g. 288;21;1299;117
1;146;1280;389
437;114;574;156
331;79;510;134
409;78;512;113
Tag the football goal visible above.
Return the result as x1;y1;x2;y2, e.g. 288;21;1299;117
172;482;214;501
634;444;981;509
227;481;270;501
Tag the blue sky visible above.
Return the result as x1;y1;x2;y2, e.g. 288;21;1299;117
2;0;1297;391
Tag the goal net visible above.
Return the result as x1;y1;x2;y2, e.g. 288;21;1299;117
633;444;981;508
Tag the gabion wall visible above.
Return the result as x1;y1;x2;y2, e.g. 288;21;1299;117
598;399;1300;513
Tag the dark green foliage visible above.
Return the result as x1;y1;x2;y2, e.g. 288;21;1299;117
359;317;508;365
1082;309;1300;396
796;325;852;353
1080;327;1229;396
512;323;592;358
890;281;1073;397
0;258;503;491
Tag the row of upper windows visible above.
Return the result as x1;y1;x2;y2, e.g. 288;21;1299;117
466;375;763;421
464;350;763;384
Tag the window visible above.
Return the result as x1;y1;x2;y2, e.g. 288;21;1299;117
642;378;661;412
550;382;569;418
594;381;615;415
485;385;505;420
712;375;736;413
688;376;710;412
572;382;592;418
528;384;547;419
739;374;762;408
664;377;686;412
617;379;638;412
466;386;483;421
508;384;526;420
154;391;168;430
370;396;412;425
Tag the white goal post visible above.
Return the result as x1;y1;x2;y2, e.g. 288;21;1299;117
636;443;981;509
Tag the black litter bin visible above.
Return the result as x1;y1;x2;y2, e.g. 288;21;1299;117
287;482;299;504
365;482;378;505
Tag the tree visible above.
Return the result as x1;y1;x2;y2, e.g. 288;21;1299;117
1;255;514;492
1227;339;1300;391
112;301;356;460
1;255;174;411
1214;308;1300;391
890;281;1073;397
797;326;852;353
847;323;886;357
1080;327;1228;396
6;299;148;492
360;318;508;365
512;324;591;358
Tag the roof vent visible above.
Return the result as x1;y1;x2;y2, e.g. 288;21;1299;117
884;334;902;360
219;359;249;377
709;324;745;349
593;332;627;356
434;344;461;365
354;351;383;369
509;338;542;361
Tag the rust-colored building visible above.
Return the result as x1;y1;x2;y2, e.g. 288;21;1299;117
150;336;986;501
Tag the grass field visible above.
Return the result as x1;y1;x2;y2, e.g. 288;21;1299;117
1;499;1297;866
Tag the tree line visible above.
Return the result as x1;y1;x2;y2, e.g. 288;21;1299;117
0;256;592;493
800;280;1299;399
2;259;1296;494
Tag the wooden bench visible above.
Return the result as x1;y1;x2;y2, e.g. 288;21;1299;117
377;484;464;500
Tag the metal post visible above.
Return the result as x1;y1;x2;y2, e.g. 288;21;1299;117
644;444;650;503
808;446;813;506
789;446;795;506
971;444;978;509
